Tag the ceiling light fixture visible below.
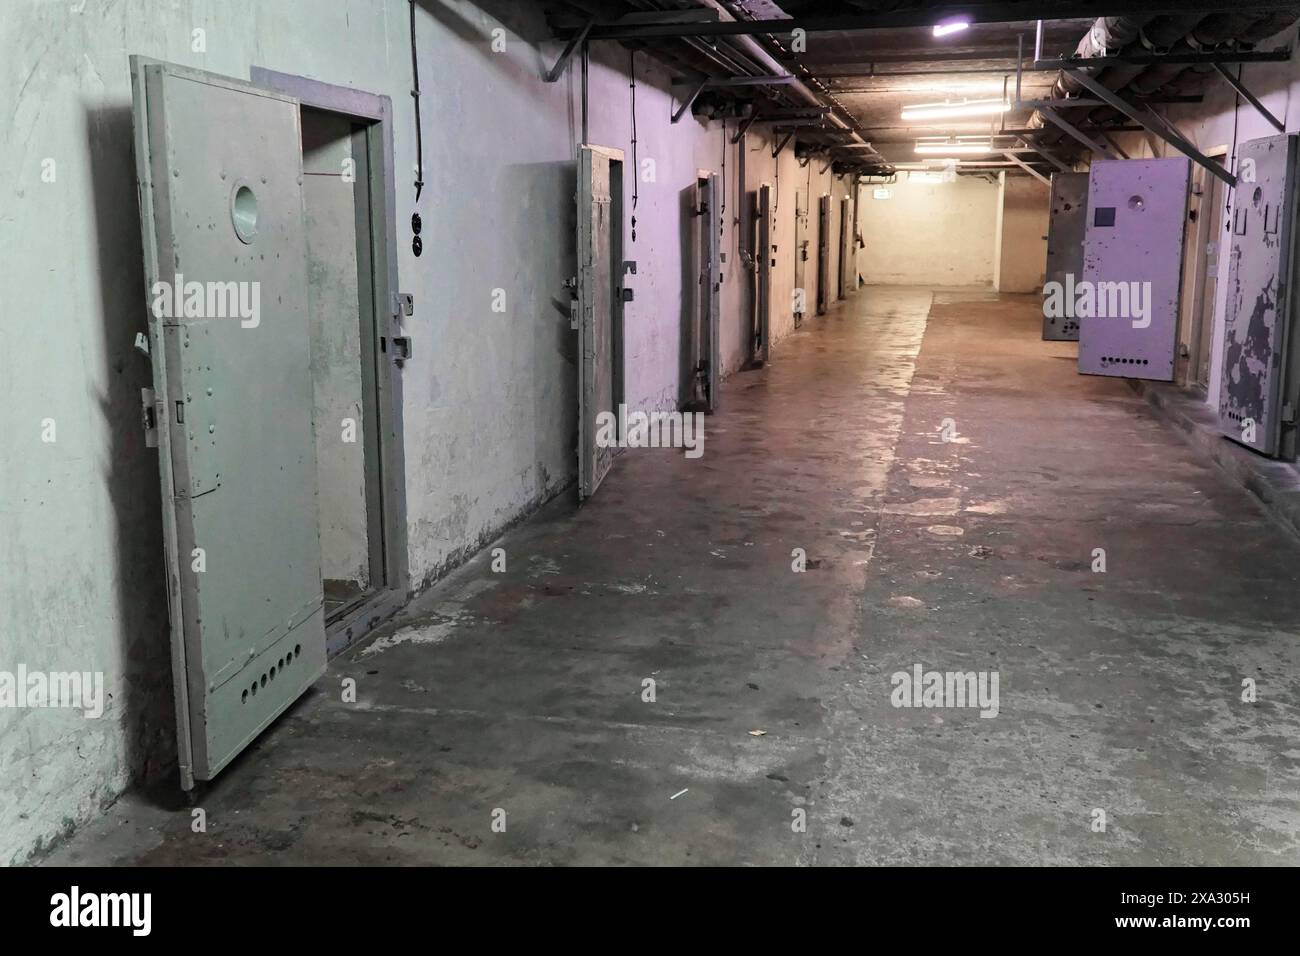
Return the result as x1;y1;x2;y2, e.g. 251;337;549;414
901;99;1010;121
915;140;995;156
933;17;971;38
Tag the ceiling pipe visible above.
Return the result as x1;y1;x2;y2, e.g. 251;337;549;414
695;0;885;164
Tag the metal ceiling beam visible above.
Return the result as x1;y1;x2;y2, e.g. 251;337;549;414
1062;67;1237;187
1014;136;1071;172
573;4;1300;40
1031;50;1291;70
1038;106;1115;160
1002;151;1051;185
1212;63;1286;134
671;75;800;88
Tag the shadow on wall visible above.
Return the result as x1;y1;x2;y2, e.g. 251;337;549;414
83;103;175;786
416;0;556;80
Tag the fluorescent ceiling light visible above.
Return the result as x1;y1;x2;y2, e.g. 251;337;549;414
915;141;995;156
901;99;1010;121
933;17;971;38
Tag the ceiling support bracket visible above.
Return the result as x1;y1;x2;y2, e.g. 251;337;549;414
1001;150;1050;186
1212;62;1286;133
1062;67;1236;187
732;108;759;144
544;17;593;82
672;78;708;124
1038;106;1115;160
772;130;795;158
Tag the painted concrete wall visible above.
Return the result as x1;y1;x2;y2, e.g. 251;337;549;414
0;0;849;864
859;173;1000;286
993;172;1050;294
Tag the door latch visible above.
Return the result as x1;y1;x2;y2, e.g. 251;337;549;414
140;388;159;449
391;336;413;362
393;292;414;320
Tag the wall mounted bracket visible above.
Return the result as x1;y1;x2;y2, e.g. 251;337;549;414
1211;62;1286;133
544;17;594;83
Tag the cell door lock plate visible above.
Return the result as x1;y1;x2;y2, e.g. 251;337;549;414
621;287;634;302
392;336;413;362
393;292;414;320
140;387;159;449
623;261;637;275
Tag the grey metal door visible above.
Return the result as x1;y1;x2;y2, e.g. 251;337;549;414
817;194;831;314
576;145;622;499
839;195;852;298
1043;171;1089;341
755;183;772;363
702;172;722;411
1079;158;1190;380
130;57;325;789
1219;134;1300;456
793;193;808;326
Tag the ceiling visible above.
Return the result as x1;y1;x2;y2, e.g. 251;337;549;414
793;19;1092;165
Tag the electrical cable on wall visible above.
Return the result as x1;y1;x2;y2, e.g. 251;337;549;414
408;0;424;203
629;50;639;242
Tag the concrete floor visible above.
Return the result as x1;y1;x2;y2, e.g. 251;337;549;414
49;288;1300;865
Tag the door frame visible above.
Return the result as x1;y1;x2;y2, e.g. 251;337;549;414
1178;145;1228;394
251;67;410;657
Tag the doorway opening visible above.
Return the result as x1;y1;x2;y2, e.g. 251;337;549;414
794;192;808;328
253;68;410;655
575;144;627;500
1179;148;1228;394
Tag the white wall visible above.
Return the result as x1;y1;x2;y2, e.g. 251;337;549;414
859;173;1000;286
994;172;1050;293
0;0;852;863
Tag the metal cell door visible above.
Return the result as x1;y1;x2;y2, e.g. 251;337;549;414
755;183;772;363
1079;157;1190;380
576;145;622;498
1043;171;1089;341
702;172;722;411
1218;134;1300;456
817;194;831;314
793;193;808;326
839;195;852;298
130;57;325;789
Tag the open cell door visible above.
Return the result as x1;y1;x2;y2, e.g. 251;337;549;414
701;172;722;411
817;194;831;314
1043;171;1088;341
1078;158;1190;380
1218;134;1300;457
575;145;624;500
839;195;852;298
130;57;326;789
754;183;773;364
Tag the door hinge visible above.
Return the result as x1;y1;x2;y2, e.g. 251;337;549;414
1283;402;1296;424
141;387;159;449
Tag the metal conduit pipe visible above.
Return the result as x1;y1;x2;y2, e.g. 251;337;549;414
702;0;882;161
